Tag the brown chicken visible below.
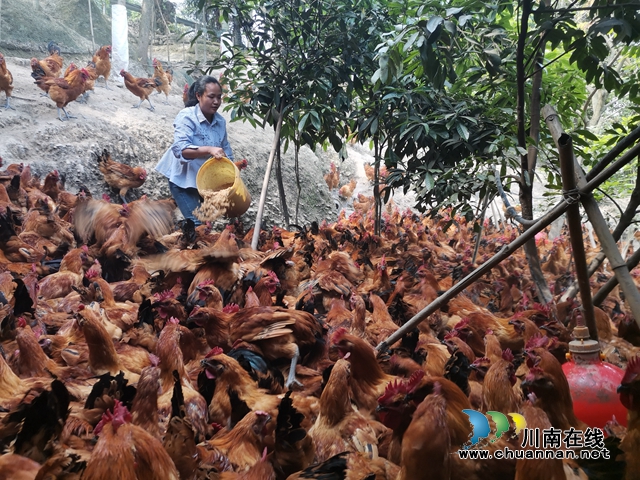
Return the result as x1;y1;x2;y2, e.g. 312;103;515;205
198;410;273;473
182;83;190;106
338;179;357;199
227;306;324;388
0;52;14;110
331;328;396;414
83;400;179;480
324;162;340;190
45;67;90;121
309;357;384;462
120;69;162;111
521;346;587;431
30;41;63;82
152;58;171;104
96;149;147;203
91;44;112;88
78;60;98;102
74;197;174;260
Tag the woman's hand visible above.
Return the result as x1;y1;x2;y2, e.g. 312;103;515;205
206;146;226;158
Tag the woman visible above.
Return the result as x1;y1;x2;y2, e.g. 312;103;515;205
156;75;233;224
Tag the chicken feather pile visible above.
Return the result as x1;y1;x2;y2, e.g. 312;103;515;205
0;160;639;480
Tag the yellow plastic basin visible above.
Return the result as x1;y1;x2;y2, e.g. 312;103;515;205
196;157;251;217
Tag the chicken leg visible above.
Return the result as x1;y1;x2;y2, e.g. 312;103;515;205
285;344;303;389
132;98;155;112
57;107;76;121
3;97;14;110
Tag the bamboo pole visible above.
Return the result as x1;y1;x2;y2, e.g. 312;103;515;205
251;110;284;250
376;139;640;352
594;248;640;305
88;0;96;53
557;134;598;340
543;105;640;327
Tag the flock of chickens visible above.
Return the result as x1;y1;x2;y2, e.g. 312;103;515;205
0;42;174;120
0;143;637;480
0;44;640;477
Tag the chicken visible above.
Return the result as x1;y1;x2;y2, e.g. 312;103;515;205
83;400;179;480
30;41;63;82
331;328;396;414
91;45;112;89
324;162;340;190
0;52;14;110
521;346;587;431
96;149;147;203
482;348;522;413
0;454;41;480
309;357;383;462
74;197;174;261
338;179;357;199
198;410;273;473
120;69;162;111
182;83;190;106
78;60;98;103
227;306;324;388
618;356;640;480
162;371;200;480
152;58;171;104
156;318;209;439
45;67;90;121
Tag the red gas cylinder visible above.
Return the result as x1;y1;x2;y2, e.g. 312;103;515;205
562;324;627;430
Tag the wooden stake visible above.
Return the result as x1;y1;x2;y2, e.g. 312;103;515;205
88;0;96;53
251;110;284;250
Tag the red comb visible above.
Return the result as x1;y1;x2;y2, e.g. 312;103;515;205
453;318;470;330
502;348;514;362
17;317;27;328
223;303;239;313
206;346;224;358
154;290;175;301
331;327;348;344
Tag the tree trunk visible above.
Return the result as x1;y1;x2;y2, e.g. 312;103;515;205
275;138;290;229
516;0;553;304
139;0;154;69
294;134;301;224
588;89;609;127
232;16;243;47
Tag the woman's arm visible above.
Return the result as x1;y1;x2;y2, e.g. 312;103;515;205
181;145;226;159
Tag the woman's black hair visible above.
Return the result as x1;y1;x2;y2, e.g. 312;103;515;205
184;75;220;107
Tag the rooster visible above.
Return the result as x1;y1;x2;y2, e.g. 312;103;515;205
0;52;14;110
120;69;162;111
96;149;147;203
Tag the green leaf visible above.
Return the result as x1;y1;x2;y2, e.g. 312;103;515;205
426;16;443;34
456;123;470;141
